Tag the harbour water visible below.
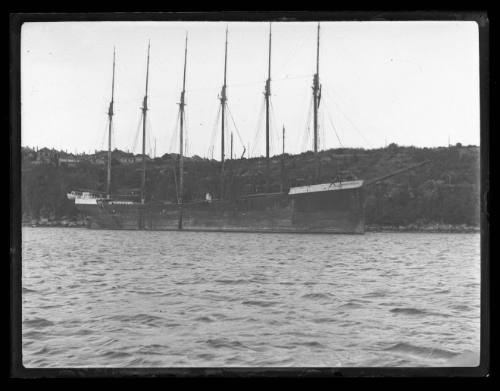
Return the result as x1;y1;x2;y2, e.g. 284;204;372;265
21;227;481;367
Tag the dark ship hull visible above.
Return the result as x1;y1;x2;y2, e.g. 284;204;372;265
74;180;365;234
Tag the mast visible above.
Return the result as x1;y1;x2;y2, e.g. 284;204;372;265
264;22;272;192
281;124;285;191
221;26;228;165
106;47;116;199
282;124;285;157
313;22;321;153
178;33;188;229
220;26;228;199
141;41;150;204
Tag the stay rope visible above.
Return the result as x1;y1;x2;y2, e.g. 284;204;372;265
323;83;372;148
250;99;265;158
226;104;246;154
168;111;180;154
300;95;314;152
131;111;143;155
207;104;221;159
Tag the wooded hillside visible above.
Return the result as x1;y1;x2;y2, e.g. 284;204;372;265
21;144;480;227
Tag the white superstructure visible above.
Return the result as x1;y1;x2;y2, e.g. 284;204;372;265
288;180;364;195
67;191;104;205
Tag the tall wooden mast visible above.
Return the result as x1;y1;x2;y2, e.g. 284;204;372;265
220;26;228;199
264;22;272;192
106;47;116;199
178;33;188;229
141;41;150;204
221;26;228;165
282;124;285;158
281;124;285;191
312;23;321;154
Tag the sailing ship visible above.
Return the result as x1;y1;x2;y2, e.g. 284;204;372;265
67;23;428;234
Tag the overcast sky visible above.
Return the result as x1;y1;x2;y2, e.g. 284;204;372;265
21;21;479;158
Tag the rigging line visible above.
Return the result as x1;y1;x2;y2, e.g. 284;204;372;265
270;100;281;156
324;103;344;148
255;99;266;157
182;74;314;93
268;74;314;84
334;96;372;148
225;114;230;158
322;84;372;148
251;99;265;157
316;107;321;152
96;104;110;151
303;125;311;154
168;111;180;154
184;109;189;156
268;110;273;157
146;115;153;157
316;105;323;151
110;120;115;153
211;106;222;158
300;94;314;152
204;96;220;146
131;111;144;155
276;36;307;75
225;104;245;148
208;104;221;159
321;107;326;151
98;115;108;152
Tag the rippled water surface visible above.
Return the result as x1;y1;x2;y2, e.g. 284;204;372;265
22;227;481;367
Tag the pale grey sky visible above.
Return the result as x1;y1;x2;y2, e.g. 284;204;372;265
21;21;480;158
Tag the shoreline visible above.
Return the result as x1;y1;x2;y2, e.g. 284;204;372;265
22;220;479;233
365;225;479;233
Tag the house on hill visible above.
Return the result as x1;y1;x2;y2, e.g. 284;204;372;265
58;155;82;167
112;149;136;164
35;147;59;165
89;156;106;165
22;147;37;162
458;145;479;160
134;155;152;163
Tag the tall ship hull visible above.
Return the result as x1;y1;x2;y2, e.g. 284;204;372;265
71;180;365;234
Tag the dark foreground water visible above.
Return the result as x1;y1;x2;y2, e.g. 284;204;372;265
21;227;480;367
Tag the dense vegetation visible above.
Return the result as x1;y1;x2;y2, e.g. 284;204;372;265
21;144;480;227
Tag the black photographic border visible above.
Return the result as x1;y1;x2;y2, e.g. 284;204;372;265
9;10;490;378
